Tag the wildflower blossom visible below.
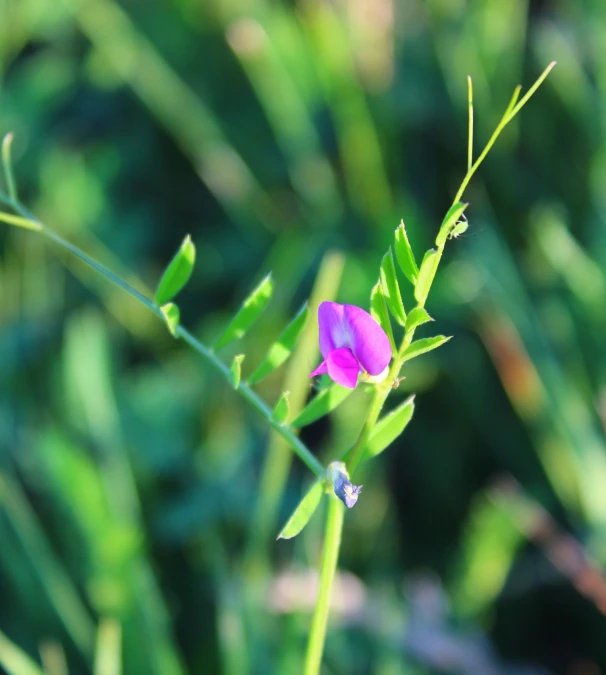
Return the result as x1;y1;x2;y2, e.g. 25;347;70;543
309;301;392;389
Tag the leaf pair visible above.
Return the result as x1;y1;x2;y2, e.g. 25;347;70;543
226;301;308;389
369;220;419;340
372;214;446;338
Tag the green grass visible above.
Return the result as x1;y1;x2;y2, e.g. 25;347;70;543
1;0;605;673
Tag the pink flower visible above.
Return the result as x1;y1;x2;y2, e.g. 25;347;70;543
309;302;392;389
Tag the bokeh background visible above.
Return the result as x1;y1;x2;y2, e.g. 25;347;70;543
2;0;606;673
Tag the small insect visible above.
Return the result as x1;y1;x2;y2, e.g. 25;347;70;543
393;376;405;390
448;214;469;240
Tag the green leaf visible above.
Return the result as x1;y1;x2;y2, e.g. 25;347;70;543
402;335;451;362
214;273;274;350
394;220;419;285
248;304;309;385
0;628;45;675
380;248;406;325
230;354;245;389
154;234;196;305
160;303;180;337
277;479;324;539
405;307;433;333
272;391;290;424
454;492;523;615
94;618;122;675
370;280;396;354
2;132;17;201
364;395;415;460
414;249;440;306
435;202;468;248
0;211;42;232
291;383;352;428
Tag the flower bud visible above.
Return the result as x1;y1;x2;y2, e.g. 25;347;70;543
328;461;362;508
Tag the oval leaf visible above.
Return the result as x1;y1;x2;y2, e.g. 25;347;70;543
277;479;324;539
214;273;274;350
230;354;245;389
291;383;352;428
248;304;309;385
155;234;196;305
395;220;419;285
370;280;396;354
414;249;440;306
402;335;451;362
435;202;468;248
364;395;415;460
380;248;406;325
272;391;290;424
160;303;180;337
405;307;433;333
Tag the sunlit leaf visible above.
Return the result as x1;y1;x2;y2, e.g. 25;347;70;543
364;395;415;460
93;618;122;675
405;307;433;333
394;220;418;285
154;234;196;305
248;304;308;385
0;211;41;232
435;202;468;248
0;628;45;675
370;280;396;354
214;273;274;350
230;354;245;389
402;335;451;362
454;492;522;615
291;383;352;428
2;132;17;200
277;479;324;539
414;249;440;306
160;303;180;337
380;248;406;325
272;391;290;424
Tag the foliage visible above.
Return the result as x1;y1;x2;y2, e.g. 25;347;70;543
0;1;603;674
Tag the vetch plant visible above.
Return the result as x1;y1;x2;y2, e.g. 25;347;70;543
0;62;555;674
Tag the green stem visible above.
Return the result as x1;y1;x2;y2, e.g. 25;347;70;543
453;61;556;205
0;195;325;478
303;495;344;675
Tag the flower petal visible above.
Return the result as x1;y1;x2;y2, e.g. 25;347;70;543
309;360;328;378
342;304;392;375
317;301;347;358
325;347;361;389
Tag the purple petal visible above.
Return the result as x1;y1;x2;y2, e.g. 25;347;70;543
325;347;361;389
342;304;392;375
317;302;347;358
334;477;363;508
309;360;328;378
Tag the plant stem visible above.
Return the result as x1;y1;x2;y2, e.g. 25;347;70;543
453;61;556;205
0;194;325;478
303;495;345;675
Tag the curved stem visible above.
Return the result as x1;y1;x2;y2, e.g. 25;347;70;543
0;194;325;478
303;495;344;675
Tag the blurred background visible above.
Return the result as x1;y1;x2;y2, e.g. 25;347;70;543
1;0;606;673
